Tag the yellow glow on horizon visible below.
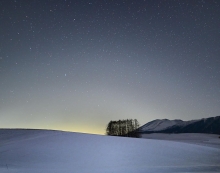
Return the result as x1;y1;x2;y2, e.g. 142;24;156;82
50;122;105;135
55;127;105;135
1;122;105;135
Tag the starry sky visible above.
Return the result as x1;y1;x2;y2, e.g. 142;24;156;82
0;0;220;134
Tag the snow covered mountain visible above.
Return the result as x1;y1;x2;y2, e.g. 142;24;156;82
138;116;220;134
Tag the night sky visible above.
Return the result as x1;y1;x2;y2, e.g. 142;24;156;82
0;0;220;134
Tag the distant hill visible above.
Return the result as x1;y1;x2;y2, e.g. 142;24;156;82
138;116;220;135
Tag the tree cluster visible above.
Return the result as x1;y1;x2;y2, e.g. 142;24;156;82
106;119;140;138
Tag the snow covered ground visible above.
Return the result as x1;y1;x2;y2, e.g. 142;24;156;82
141;133;220;149
0;129;220;173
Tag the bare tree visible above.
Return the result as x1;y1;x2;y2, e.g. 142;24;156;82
106;119;140;138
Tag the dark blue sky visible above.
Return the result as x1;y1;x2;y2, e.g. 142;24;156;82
0;0;220;134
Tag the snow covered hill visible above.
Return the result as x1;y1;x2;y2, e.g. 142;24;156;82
0;129;220;173
138;119;189;131
138;116;220;134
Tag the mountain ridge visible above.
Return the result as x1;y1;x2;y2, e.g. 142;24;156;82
138;116;220;135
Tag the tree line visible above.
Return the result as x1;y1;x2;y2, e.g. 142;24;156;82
106;119;140;138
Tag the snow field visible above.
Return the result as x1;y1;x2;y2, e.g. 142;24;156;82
0;130;220;173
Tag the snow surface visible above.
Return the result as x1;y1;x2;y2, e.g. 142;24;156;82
141;133;220;149
0;129;220;173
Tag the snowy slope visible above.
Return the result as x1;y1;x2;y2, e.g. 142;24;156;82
0;129;220;173
141;133;220;149
138;119;184;131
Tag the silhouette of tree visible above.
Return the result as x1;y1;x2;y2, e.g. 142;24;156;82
106;119;140;138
